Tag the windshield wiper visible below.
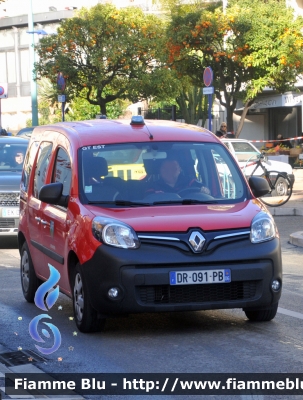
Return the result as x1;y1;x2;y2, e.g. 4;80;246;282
87;199;218;206
153;199;218;205
87;200;151;207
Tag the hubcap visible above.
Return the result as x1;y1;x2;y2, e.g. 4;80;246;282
74;273;84;322
21;250;30;292
276;180;287;196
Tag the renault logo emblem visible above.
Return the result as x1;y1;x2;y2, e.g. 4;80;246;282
189;231;205;252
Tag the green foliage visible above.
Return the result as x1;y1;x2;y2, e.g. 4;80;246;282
34;3;179;115
66;96;124;120
153;0;221;16
166;0;303;134
175;79;209;125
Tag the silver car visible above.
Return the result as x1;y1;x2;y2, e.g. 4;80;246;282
0;136;29;236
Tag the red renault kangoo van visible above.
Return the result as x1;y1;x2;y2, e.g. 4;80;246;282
18;117;282;332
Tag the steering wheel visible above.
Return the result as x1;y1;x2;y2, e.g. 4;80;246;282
177;187;201;196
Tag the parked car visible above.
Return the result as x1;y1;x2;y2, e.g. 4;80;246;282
18;118;281;333
222;138;295;186
16;126;37;138
0;128;12;136
0;136;29;236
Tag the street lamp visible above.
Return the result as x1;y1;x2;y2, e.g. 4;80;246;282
27;0;38;126
28;1;57;126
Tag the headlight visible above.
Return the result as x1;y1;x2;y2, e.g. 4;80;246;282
92;217;140;249
250;212;278;244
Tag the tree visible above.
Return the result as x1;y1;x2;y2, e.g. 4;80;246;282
34;4;179;115
36;78;125;124
152;0;221;16
175;79;209;126
166;0;303;136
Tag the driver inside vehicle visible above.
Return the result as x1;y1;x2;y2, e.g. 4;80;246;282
13;150;25;166
145;158;210;195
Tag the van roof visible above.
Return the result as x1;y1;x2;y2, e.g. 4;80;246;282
31;119;219;146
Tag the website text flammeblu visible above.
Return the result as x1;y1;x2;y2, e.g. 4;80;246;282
13;377;303;393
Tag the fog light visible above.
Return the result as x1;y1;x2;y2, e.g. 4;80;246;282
271;280;281;292
108;287;119;298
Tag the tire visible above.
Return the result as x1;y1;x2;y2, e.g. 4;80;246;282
244;303;278;322
73;263;106;333
271;176;290;197
20;242;40;302
259;172;292;207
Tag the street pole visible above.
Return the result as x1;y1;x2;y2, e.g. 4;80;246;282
223;0;228;13
208;94;212;132
28;0;39;126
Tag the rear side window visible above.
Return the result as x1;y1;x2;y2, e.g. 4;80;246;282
33;142;53;198
52;147;71;197
21;141;39;192
232;142;259;162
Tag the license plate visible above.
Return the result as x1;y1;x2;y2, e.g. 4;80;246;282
2;208;19;217
170;269;231;285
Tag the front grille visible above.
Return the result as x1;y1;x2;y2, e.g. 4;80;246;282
0;193;20;206
137;281;258;304
0;218;15;228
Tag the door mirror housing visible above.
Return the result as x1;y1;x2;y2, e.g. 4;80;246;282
248;176;270;198
39;182;69;207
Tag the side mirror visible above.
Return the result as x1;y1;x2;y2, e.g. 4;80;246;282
248;176;270;198
39;182;69;207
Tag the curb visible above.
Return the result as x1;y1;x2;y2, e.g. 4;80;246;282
270;207;303;217
289;231;303;248
270;207;303;248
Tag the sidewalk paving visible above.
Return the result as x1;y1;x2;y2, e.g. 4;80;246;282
269;168;303;247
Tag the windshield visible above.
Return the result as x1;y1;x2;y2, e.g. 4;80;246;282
0;142;28;171
79;142;248;206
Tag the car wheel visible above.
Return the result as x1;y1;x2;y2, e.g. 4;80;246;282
20;242;40;302
271;177;288;197
73;263;106;333
244;303;278;322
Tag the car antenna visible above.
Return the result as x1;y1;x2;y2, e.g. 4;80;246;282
145;125;153;140
130;115;153;140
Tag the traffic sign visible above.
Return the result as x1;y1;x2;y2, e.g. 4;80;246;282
58;95;66;103
203;67;213;87
203;87;214;95
57;72;66;91
0;83;8;99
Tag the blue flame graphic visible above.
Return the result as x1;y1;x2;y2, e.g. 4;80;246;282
29;314;61;355
34;264;60;311
29;263;62;355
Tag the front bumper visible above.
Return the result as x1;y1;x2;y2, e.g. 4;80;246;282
0;217;19;236
80;230;282;317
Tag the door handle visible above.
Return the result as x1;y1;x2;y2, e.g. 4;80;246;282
35;217;41;222
41;219;50;226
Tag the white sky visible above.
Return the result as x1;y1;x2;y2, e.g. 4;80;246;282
0;0;153;17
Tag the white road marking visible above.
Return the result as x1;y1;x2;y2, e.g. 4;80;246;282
282;288;303;298
278;307;303;320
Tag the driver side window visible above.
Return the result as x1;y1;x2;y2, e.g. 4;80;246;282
33;142;53;198
52;148;72;198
